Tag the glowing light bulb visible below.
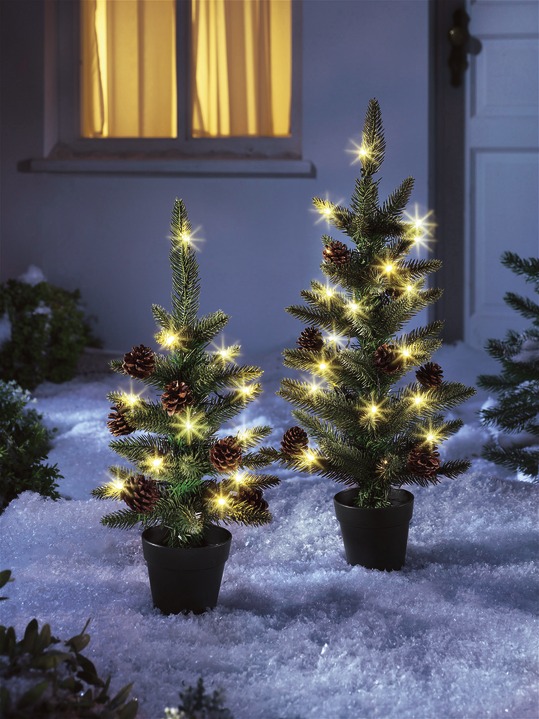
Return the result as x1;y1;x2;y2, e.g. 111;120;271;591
384;263;395;274
150;456;164;471
346;300;361;313
413;395;424;406
325;332;346;348
174;408;206;444
426;433;436;442
238;384;255;397
323;286;336;299
403;205;436;252
308;378;323;394
370;404;378;415
302;449;318;466
105;478;126;498
123;393;140;407
405;284;415;294
400;347;412;359
233;471;246;484
236;428;253;444
347;139;371;164
318;361;328;372
216;496;228;508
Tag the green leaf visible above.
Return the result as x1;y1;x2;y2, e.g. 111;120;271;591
16;680;49;709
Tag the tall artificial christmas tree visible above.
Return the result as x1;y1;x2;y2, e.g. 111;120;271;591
93;200;278;549
478;251;539;481
271;99;475;545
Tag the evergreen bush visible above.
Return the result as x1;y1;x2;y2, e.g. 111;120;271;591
0;380;62;512
478;251;539;480
0;570;138;718
0;276;100;390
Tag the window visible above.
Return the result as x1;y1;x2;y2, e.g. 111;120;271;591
35;0;312;175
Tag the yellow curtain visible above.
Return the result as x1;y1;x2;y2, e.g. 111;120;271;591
80;0;177;138
191;0;292;137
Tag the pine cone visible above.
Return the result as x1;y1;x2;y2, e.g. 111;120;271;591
336;386;357;403
407;446;440;478
122;344;156;379
379;288;402;305
322;240;351;265
297;327;324;351
281;426;308;456
121;474;161;513
373;343;403;374
416;362;443;388
238;486;269;512
210;437;242;472
161;380;194;416
107;404;134;436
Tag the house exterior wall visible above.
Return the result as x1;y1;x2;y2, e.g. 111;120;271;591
0;0;430;359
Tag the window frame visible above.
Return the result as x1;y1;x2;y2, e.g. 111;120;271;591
46;0;304;163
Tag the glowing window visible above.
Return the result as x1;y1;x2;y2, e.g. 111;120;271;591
80;0;292;140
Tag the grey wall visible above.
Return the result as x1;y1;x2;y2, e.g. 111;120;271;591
0;0;430;361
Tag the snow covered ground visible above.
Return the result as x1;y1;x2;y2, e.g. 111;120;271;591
1;342;538;719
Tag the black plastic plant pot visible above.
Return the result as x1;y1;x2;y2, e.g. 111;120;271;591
333;488;414;571
141;524;232;614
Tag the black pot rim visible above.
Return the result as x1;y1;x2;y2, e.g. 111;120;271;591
334;487;414;509
334;487;414;529
141;524;232;553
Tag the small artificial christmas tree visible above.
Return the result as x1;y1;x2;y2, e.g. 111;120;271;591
93;199;278;547
478;251;539;480
272;99;475;509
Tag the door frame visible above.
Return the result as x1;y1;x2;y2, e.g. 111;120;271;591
429;0;466;342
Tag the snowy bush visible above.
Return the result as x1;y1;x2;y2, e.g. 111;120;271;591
0;380;61;511
0;569;139;718
0;268;100;389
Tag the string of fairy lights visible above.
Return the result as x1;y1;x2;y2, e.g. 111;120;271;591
289;176;441;473
99;223;269;516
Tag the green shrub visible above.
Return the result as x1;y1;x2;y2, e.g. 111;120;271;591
0;276;100;389
0;570;138;718
163;678;233;719
0;380;62;512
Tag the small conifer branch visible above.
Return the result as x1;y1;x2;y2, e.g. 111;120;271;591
504;292;539;322
101;508;147;530
109;434;173;465
126;401;172;435
501;251;539;280
378;176;415;220
241;450;279;470
483;442;539;478
400;258;443;280
221;501;271;527
191;311;230;344
436;459;471;479
233;425;273;448
151;303;174;330
109;359;126;375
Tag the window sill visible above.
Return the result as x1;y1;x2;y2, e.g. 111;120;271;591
20;156;316;178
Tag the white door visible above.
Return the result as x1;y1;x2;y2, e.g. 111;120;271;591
464;0;539;347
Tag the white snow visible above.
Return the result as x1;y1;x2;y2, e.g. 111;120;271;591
18;264;47;286
1;342;538;719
